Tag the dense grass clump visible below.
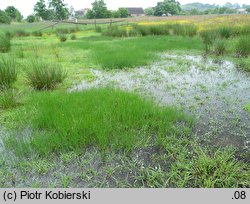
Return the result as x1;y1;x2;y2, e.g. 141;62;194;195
246;103;250;113
67;35;202;69
15;30;30;37
0;89;19;109
213;39;226;56
5;88;190;155
70;34;77;40
32;31;43;37
235;36;250;57
0;34;11;53
167;147;250;188
58;34;68;42
104;26;128;37
25;60;66;90
0;57;17;89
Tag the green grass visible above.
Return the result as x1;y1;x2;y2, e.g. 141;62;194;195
0;89;19;109
246;103;250;113
64;35;202;69
0;34;11;53
0;57;17;89
25;60;66;90
5;88;191;156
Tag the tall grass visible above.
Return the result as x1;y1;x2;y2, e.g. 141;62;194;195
0;88;19;109
104;24;197;38
5;88;190;156
66;35;202;69
235;36;250;57
0;34;11;53
25;60;66;90
0;57;17;89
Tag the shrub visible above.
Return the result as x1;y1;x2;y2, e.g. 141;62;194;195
32;31;43;37
58;34;67;42
235;36;250;57
104;26;128;37
0;34;11;53
213;39;226;56
70;34;77;40
27;15;36;23
217;27;232;39
15;47;24;58
133;25;151;36
95;26;102;33
0;57;17;89
15;30;30;37
0;10;11;24
5;31;14;39
25;60;66;90
0;88;19;109
171;24;197;37
200;30;218;53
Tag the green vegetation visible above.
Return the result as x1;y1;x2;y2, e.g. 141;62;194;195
0;19;250;188
246;103;250;113
25;60;66;90
235;36;250;57
0;89;19;109
5;88;190;155
65;35;201;69
0;57;17;89
0;34;11;53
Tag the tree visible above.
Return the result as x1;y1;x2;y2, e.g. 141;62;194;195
34;0;51;20
118;8;129;18
27;15;36;23
246;7;250;13
144;7;154;16
0;10;11;24
86;9;95;19
5;6;23;22
154;0;181;16
49;0;69;20
89;0;110;19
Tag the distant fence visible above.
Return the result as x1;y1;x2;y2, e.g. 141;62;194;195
37;19;127;31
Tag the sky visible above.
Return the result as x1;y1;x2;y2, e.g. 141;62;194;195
0;0;249;17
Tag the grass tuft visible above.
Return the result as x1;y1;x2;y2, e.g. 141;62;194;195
0;88;19;109
0;34;11;53
0;57;17;89
5;88;190;156
25;60;66;90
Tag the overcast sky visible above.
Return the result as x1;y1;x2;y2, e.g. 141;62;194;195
0;0;249;17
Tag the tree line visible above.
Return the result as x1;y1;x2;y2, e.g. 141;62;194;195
1;0;250;24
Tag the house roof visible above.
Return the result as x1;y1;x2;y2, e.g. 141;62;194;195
122;7;144;15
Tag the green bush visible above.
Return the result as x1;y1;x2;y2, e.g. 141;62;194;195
213;39;226;56
70;34;77;40
27;15;36;23
235;36;250;57
25;60;66;90
0;57;17;89
0;34;11;53
217;27;233;39
15;30;30;37
0;10;11;24
58;34;67;42
95;26;102;33
32;31;43;37
0;88;19;109
170;24;197;37
200;30;218;53
104;26;128;37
